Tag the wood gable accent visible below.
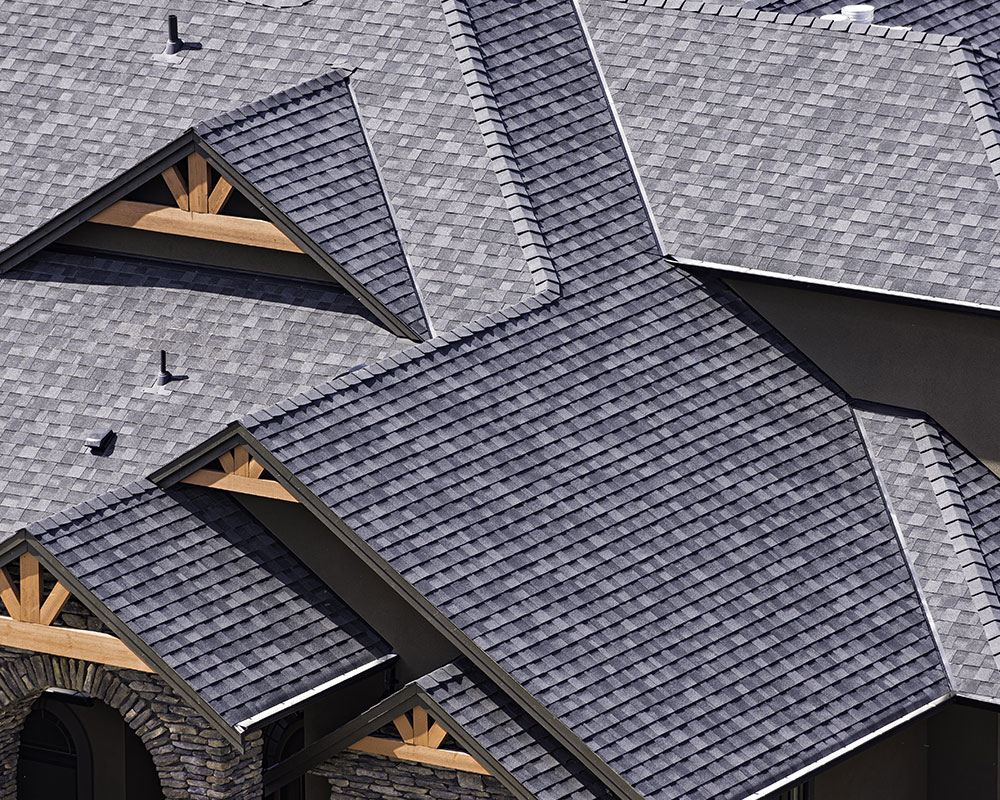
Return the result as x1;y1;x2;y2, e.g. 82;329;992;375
0;554;153;673
349;705;490;775
89;153;303;253
180;444;298;503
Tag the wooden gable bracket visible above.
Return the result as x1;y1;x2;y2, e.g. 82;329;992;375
89;153;303;253
349;705;490;775
0;553;153;673
180;444;298;503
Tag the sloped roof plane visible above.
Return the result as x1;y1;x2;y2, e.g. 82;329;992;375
579;0;1000;310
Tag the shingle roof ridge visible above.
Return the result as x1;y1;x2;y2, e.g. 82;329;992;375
441;0;560;296
616;0;965;47
194;67;354;136
243;285;560;429
911;417;1000;669
21;478;160;539
947;43;1000;186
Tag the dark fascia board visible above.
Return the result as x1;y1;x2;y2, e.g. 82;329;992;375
0;133;197;276
192;138;423;343
0;531;245;751
264;679;536;800
179;429;642;800
679;256;1000;321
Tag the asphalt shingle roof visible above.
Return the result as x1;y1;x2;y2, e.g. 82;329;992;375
419;659;614;800
196;71;431;338
24;482;392;728
0;249;408;531
579;0;1000;309
856;402;1000;698
0;0;532;331
240;1;950;797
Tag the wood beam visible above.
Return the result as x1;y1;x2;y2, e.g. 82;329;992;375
188;154;209;213
19;554;41;624
161;166;189;211
90;201;303;253
393;714;415;744
349;736;489;775
0;616;153;672
426;722;448;750
232;445;251;477
39;583;72;627
412;705;429;747
0;569;19;621
208;177;234;215
180;469;298;502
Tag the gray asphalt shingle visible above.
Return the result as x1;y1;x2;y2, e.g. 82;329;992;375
580;0;1000;309
24;482;392;728
0;0;532;332
0;249;408;531
196;71;431;338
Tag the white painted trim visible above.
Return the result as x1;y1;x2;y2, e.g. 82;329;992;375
570;0;668;256
677;256;1000;317
233;654;396;732
740;693;952;800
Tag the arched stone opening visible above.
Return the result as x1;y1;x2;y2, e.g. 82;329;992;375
0;648;263;799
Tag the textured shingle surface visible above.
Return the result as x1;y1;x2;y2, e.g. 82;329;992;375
24;482;391;727
581;0;1000;308
0;0;532;331
0;249;407;531
757;0;1000;53
856;404;1000;698
420;659;614;800
244;2;950;798
196;72;430;338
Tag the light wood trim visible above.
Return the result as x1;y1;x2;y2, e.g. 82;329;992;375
181;469;298;502
0;568;19;621
20;554;41;624
0;616;153;672
426;722;448;749
393;713;414;744
209;177;234;215
188;154;209;213
161;166;189;211
349;736;489;775
90;201;303;253
412;705;429;746
39;583;72;627
247;458;265;480
218;450;235;474
233;445;251;477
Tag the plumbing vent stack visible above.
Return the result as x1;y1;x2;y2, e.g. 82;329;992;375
164;14;183;55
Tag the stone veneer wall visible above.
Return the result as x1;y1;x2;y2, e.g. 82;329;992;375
0;646;263;799
312;750;519;800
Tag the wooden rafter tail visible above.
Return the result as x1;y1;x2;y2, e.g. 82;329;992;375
161;165;189;211
188;153;210;213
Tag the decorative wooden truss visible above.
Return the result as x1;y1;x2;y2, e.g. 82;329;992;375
349;705;489;775
0;554;152;672
90;153;303;252
180;444;298;502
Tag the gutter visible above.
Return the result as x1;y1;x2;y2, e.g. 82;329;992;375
740;692;952;800
233;653;397;733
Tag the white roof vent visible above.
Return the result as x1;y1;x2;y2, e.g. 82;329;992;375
820;4;875;22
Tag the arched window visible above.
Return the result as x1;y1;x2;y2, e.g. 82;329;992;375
18;697;93;800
